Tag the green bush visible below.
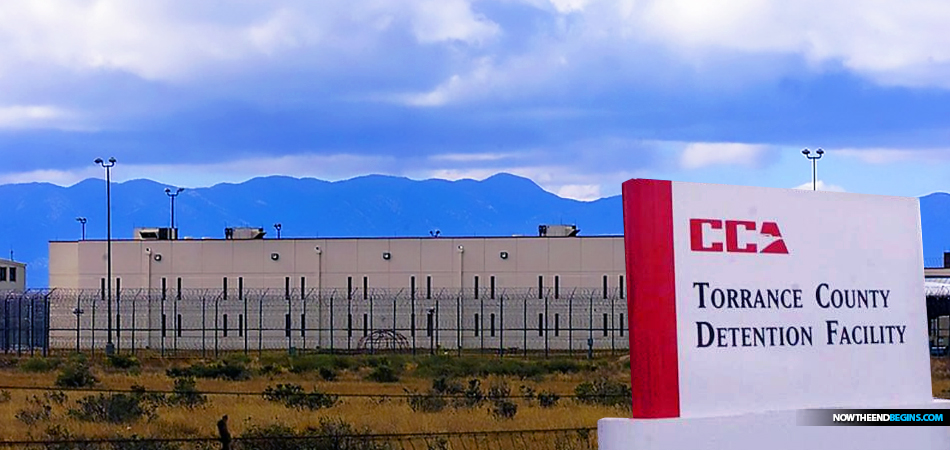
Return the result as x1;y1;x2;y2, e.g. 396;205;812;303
262;384;337;410
453;379;485;409
319;367;338;382
405;389;448;413
166;359;252;381
167;378;206;408
538;391;560;408
241;418;387;450
574;378;631;409
106;353;140;370
490;399;518;420
288;354;353;374
19;357;62;373
55;360;98;388
15;394;53;425
416;355;592;379
68;393;155;424
365;365;399;383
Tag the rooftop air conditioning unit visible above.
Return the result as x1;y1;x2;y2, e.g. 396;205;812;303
225;227;266;240
538;224;579;237
134;227;178;240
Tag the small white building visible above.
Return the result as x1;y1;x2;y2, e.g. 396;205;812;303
0;258;25;292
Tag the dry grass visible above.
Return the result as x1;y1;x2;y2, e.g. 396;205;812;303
0;353;628;441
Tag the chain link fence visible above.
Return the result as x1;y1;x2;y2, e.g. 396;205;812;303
34;287;629;357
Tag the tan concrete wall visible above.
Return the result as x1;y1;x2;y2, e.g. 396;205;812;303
49;236;627;293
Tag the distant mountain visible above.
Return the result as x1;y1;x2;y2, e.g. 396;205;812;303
2;174;949;288
0;173;623;287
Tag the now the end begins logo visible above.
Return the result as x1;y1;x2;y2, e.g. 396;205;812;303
689;219;789;255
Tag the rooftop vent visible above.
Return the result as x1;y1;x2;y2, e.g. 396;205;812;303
225;227;266;240
135;227;178;240
538;224;579;237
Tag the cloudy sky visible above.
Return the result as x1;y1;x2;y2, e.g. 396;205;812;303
3;0;950;200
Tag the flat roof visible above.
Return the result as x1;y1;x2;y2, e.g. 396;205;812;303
50;235;624;244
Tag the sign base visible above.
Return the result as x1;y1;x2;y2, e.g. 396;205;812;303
599;400;950;450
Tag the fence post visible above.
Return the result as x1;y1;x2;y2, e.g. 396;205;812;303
479;296;485;353
243;289;248;356
522;292;527;359
29;294;35;357
258;291;264;358
588;293;594;360
610;294;615;355
568;291;573;356
329;291;335;354
499;291;504;357
214;294;219;359
202;294;207;358
17;294;22;357
131;291;136;355
456;293;461;357
76;292;82;354
544;294;549;359
44;293;51;357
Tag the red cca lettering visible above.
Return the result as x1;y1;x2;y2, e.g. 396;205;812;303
689;219;789;254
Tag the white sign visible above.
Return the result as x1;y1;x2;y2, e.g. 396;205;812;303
623;179;931;419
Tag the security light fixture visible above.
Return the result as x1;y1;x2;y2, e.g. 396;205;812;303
271;253;280;261
383;252;392;260
500;251;509;260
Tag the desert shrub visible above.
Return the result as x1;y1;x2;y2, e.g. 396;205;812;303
106;353;141;370
416;355;592;379
15;394;53;425
432;377;464;395
68;392;155;424
19;357;62;373
262;384;337;410
40;425;96;450
490;399;518;420
574;378;631;409
166;378;206;408
0;390;10;403
452;379;484;409
486;381;511;400
319;367;338;381
288;354;353;374
366;364;399;383
55;359;98;388
405;389;448;413
538;390;560;408
241;418;387;450
166;359;251;381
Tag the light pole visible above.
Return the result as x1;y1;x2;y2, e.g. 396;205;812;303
94;157;116;355
274;223;282;239
164;187;184;236
76;217;87;240
801;149;825;191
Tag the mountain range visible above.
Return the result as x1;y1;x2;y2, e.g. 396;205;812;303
1;173;948;288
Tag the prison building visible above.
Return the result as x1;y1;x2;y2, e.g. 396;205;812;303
47;226;629;354
0;258;25;293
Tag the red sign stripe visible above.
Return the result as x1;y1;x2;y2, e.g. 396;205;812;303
623;178;680;418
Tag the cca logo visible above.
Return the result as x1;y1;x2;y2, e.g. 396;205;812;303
689;219;789;254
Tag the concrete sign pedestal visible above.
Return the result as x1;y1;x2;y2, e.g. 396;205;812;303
600;400;950;450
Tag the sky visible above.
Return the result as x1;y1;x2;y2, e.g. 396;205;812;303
3;1;950;200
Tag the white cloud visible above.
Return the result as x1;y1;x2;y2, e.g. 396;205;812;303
793;180;846;192
680;143;769;169
836;149;950;164
0;105;73;129
409;0;500;45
